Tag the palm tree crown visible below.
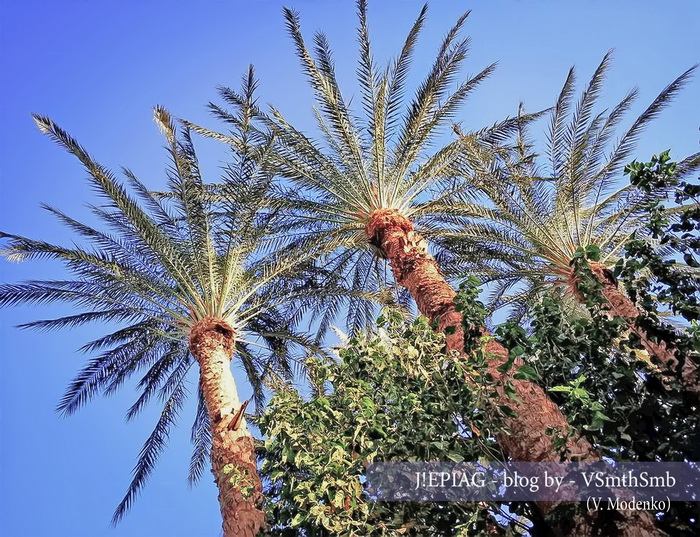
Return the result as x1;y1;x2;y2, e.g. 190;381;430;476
186;0;527;339
440;52;699;318
0;72;309;527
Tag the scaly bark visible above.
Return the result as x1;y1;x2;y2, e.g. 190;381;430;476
189;317;266;537
580;262;699;401
367;209;665;536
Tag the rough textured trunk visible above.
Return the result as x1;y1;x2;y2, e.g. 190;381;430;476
584;262;699;400
189;317;266;537
367;209;665;536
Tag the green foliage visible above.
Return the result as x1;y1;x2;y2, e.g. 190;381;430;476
497;289;698;533
454;276;488;344
617;151;700;343
256;312;522;536
496;279;697;457
222;464;256;499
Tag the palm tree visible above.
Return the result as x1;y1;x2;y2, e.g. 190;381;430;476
0;72;311;537
440;52;699;391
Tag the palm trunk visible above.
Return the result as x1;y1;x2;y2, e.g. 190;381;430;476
367;209;595;461
189;317;266;537
584;262;699;400
367;209;665;536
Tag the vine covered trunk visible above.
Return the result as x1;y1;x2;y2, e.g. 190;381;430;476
583;262;699;400
367;209;665;536
189;317;266;537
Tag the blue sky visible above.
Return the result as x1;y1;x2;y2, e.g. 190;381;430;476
1;1;698;536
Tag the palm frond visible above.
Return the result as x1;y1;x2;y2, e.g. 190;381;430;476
440;57;697;318
111;380;186;525
188;390;211;486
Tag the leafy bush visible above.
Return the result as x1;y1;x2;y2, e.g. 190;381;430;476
256;310;525;536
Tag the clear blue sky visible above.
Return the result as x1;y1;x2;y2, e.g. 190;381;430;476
1;1;698;536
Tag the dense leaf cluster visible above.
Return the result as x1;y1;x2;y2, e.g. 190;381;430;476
256;311;523;536
615;151;700;371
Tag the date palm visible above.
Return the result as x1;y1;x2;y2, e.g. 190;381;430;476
441;52;699;387
0;76;311;536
